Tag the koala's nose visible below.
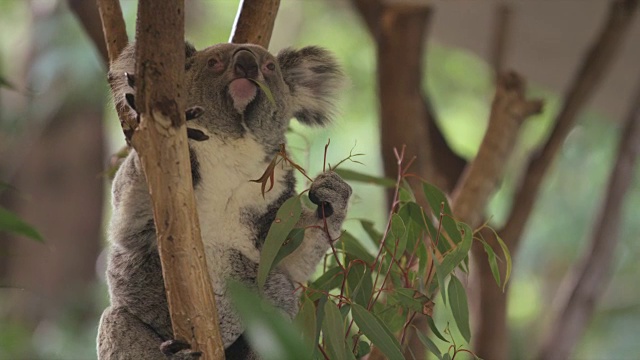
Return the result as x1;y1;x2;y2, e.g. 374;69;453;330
233;49;259;79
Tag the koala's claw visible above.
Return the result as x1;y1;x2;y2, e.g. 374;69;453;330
125;72;135;88
160;339;202;359
185;106;204;121
123;83;208;141
309;171;352;219
125;93;137;112
309;192;333;218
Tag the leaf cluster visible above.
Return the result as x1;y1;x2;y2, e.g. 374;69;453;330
232;150;512;359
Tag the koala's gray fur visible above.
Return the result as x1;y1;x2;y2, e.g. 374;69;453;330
97;42;351;360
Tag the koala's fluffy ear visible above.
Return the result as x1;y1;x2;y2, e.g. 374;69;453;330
277;47;344;126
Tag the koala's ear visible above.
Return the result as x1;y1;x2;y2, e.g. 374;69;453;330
277;47;344;126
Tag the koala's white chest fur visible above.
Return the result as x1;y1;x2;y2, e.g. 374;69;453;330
190;133;287;292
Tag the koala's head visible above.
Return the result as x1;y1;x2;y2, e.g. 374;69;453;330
184;42;344;146
111;42;344;148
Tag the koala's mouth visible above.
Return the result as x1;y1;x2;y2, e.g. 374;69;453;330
228;78;257;113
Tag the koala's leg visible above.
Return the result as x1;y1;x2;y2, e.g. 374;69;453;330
279;171;352;283
98;306;202;360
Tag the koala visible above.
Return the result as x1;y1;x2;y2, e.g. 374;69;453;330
97;42;352;360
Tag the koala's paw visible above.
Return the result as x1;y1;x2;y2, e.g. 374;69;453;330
309;171;352;219
160;339;203;360
121;73;208;141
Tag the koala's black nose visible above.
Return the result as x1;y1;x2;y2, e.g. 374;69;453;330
233;49;259;79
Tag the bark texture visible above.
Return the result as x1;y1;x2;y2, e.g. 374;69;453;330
132;1;224;358
230;0;280;48
452;72;542;230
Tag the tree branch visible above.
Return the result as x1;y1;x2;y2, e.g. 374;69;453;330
536;74;640;360
230;0;280;48
68;0;109;64
500;0;638;251
452;72;542;229
96;0;128;65
96;0;136;139
133;0;224;358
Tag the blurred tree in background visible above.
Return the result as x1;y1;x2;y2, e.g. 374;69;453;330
0;1;639;359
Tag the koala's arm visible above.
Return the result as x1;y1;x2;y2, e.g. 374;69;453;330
278;172;352;283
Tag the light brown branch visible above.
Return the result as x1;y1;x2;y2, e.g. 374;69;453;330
452;72;542;229
96;0;136;139
230;0;280;48
68;0;109;64
537;74;640;360
133;0;224;358
500;0;638;251
96;0;128;65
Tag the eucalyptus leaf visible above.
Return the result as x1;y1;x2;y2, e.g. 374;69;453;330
229;282;309;359
427;316;449;343
340;231;375;264
360;220;382;245
448;275;471;343
323;300;355;360
294;295;317;351
480;238;501;286
415;331;443;360
333;168;395;187
346;261;373;307
0;206;43;242
423;182;461;245
271;228;305;272
249;79;276;106
257;197;302;289
351;304;404;360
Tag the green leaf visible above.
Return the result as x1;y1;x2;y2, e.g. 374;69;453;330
360;220;382;245
271;228;305;272
0;206;43;242
448;275;471;343
294;295;317;351
433;254;447;304
0;75;17;91
479;238;500;286
228;282;309;360
387;288;430;314
333;168;396;187
490;228;512;291
351;304;404;360
374;301;406;334
389;214;407;259
427;316;449;343
258;197;302;289
308;267;344;301
340;231;375;264
415;331;443;360
356;341;371;358
322;300;355;360
439;223;473;281
346;261;373;307
249;79;276;106
423;182;461;244
315;295;328;348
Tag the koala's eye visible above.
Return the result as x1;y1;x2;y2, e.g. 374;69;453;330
207;58;219;68
265;62;276;71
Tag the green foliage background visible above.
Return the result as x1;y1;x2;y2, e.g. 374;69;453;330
1;1;639;359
